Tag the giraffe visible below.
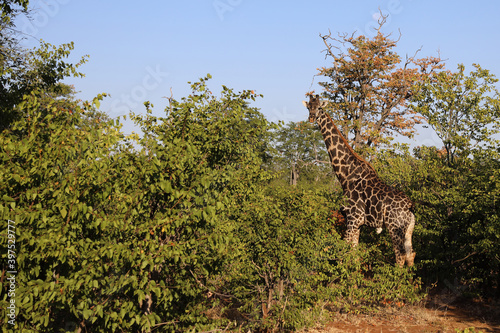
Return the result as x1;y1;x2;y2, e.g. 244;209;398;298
302;94;416;267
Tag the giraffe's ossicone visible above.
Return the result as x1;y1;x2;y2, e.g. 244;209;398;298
303;94;416;267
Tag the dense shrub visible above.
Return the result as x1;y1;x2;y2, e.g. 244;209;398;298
214;185;423;332
374;145;500;297
0;77;274;332
1;77;427;332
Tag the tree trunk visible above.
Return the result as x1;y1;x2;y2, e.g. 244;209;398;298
290;162;298;186
277;278;284;302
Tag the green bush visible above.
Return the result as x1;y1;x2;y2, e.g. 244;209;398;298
0;77;275;332
217;185;423;332
1;76;427;332
374;145;500;297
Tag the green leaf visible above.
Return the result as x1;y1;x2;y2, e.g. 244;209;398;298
83;308;92;320
2;194;15;202
60;207;67;219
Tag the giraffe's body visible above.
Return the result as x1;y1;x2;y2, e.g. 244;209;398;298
303;95;416;266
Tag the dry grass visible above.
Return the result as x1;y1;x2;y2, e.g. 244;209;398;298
298;292;500;333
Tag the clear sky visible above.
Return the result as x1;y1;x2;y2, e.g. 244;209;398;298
18;0;500;146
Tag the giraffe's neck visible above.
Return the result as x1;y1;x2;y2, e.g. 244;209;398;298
316;112;376;186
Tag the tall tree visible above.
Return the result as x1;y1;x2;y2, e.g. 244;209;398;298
274;121;330;186
317;19;443;153
1;0;87;132
1;40;88;131
1;0;28;21
411;63;500;165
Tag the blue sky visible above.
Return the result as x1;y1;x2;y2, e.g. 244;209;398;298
18;0;500;146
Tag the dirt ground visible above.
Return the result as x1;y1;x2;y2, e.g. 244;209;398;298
302;292;500;333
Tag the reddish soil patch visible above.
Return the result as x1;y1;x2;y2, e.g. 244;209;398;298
303;293;500;333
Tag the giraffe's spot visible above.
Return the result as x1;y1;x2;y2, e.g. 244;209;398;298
351;191;359;201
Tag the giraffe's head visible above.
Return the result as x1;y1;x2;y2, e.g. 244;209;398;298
302;94;328;123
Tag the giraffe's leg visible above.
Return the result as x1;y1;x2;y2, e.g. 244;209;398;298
388;212;416;267
344;207;363;246
392;241;406;267
404;212;416;266
345;225;360;246
387;219;406;267
393;244;406;267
